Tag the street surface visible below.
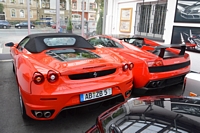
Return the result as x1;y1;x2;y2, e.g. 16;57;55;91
0;61;183;133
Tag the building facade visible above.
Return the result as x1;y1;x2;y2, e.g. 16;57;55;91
0;0;37;21
0;0;97;22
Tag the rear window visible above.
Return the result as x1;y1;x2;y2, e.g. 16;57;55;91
44;37;76;46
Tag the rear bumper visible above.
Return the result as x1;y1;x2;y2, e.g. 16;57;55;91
143;73;187;90
22;78;133;120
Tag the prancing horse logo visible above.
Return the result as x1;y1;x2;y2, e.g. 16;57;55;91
93;72;97;78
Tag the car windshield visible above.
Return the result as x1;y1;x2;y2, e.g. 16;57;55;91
44;37;76;46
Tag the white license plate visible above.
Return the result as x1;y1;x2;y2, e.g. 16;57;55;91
80;88;112;102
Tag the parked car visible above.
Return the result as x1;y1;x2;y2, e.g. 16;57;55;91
86;95;200;133
5;33;133;120
0;20;11;29
182;72;200;97
15;22;35;29
87;35;190;92
51;21;66;29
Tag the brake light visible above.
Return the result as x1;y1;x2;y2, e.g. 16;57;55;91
123;63;129;71
147;60;163;67
47;70;59;83
33;72;45;85
128;62;134;70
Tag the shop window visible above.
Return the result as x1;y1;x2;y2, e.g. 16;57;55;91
11;9;16;17
134;1;167;40
19;10;25;18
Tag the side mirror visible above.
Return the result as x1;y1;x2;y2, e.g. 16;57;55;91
5;42;15;47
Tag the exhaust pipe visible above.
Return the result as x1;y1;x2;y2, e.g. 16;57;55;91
44;111;51;118
34;111;43;118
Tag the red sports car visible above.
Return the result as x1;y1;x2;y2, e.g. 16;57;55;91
5;33;133;120
87;35;190;91
86;95;200;133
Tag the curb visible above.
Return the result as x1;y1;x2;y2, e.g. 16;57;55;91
0;59;12;62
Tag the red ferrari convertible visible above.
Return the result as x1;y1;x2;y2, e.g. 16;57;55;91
5;33;133;120
87;35;190;91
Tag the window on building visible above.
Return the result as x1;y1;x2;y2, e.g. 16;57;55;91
134;1;167;40
0;0;5;2
81;1;86;10
10;0;15;3
19;0;24;4
60;0;66;9
11;9;16;17
42;0;50;9
89;3;95;10
19;10;25;18
72;0;77;10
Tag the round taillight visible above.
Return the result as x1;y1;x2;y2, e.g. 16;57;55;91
129;62;134;70
47;70;59;83
33;72;45;85
123;64;129;71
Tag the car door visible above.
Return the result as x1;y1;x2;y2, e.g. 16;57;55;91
12;37;30;72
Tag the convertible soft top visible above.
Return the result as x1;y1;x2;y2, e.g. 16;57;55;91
24;33;96;53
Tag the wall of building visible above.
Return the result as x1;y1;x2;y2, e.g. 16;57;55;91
1;0;37;21
105;0;200;72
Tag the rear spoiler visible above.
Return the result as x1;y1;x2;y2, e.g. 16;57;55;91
119;37;186;58
153;44;186;58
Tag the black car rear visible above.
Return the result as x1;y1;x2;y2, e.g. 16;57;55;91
0;20;11;29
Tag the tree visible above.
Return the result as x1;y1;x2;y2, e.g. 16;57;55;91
0;3;4;13
95;0;104;35
96;10;103;35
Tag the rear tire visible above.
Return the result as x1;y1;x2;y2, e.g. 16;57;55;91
18;87;28;119
12;64;15;74
3;25;7;29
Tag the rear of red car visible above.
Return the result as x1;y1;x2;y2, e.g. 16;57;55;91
119;37;190;90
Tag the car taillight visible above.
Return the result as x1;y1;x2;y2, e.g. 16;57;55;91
147;60;163;67
128;62;134;70
33;72;45;85
47;70;59;83
123;63;129;71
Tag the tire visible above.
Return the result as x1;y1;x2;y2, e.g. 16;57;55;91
12;64;15;74
3;25;7;29
31;26;34;29
18;87;28;119
18;26;21;29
